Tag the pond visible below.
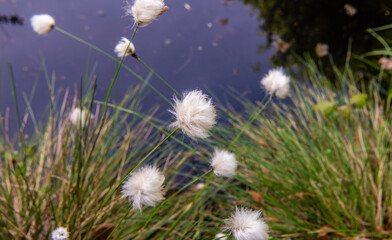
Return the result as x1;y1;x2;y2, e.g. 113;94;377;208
2;0;392;134
1;0;273;134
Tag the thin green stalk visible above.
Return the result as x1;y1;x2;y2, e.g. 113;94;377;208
22;93;39;136
105;127;179;205
94;100;204;158
86;127;178;238
230;95;272;146
139;169;213;232
54;26;171;104
159;173;215;239
84;25;138;189
7;63;26;165
73;26;139;235
106;206;133;239
136;57;181;97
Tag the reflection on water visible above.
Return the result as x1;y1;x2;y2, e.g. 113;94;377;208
244;0;392;69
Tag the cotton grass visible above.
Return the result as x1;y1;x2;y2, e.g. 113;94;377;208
114;37;136;58
211;148;237;177
225;207;269;240
121;165;165;211
30;14;55;35
260;68;290;99
125;0;168;27
169;90;217;139
51;227;69;240
69;107;89;127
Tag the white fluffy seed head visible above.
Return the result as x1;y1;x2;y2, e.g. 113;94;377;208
225;207;269;240
169;90;217;139
211;148;237;177
121;165;165;211
260;68;290;99
125;0;167;27
51;227;69;240
30;14;55;35
114;37;135;58
69;108;89;127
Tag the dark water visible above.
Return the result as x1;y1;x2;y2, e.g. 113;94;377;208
244;0;392;75
1;0;273;134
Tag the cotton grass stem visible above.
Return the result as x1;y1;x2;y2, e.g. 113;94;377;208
8;63;26;165
160;173;215;239
54;26;171;104
230;95;272;146
140;169;213;232
86;25;138;167
94;101;204;158
106;206;133;239
136;57;181;97
87;128;178;237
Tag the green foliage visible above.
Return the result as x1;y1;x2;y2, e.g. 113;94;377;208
216;59;392;239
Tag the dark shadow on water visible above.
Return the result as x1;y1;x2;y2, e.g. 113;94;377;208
243;0;392;80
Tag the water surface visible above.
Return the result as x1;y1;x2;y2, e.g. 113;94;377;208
1;0;272;134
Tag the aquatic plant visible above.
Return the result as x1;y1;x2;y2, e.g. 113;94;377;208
260;67;290;99
114;37;136;59
125;0;168;27
211;148;237;178
121;165;165;211
216;55;392;239
225;207;269;240
69;107;90;127
169;90;217;139
51;227;69;240
30;14;55;34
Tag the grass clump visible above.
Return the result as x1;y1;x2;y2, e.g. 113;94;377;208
218;57;392;239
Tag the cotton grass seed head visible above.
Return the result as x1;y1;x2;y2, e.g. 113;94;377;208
260;68;290;99
125;0;168;27
121;165;165;211
169;90;217;139
51;227;69;240
225;207;269;240
211;148;237;177
114;37;135;58
69;108;89;127
30;14;55;35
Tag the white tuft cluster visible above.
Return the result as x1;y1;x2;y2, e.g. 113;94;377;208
125;0;167;27
121;165;165;211
30;14;55;35
225;207;269;240
169;90;217;139
260;68;290;99
69;108;89;127
114;37;136;59
211;148;237;178
51;227;69;240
